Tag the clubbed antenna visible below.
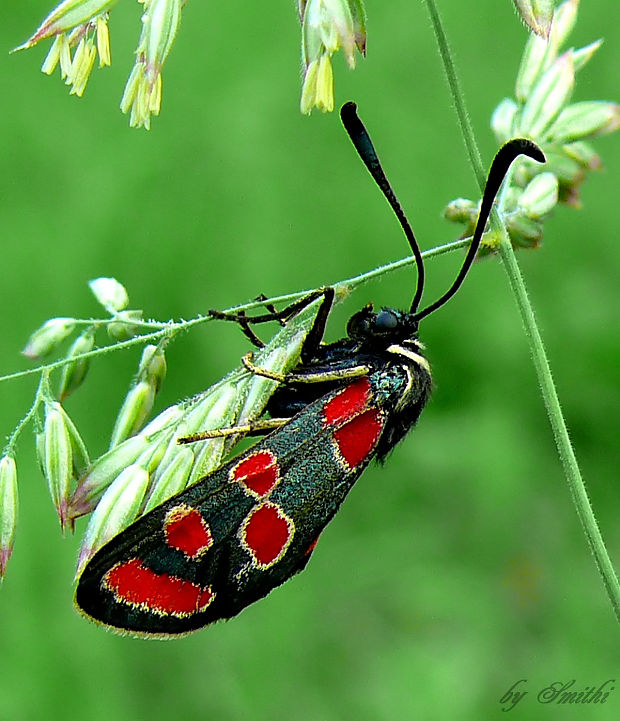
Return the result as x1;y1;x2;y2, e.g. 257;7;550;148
413;138;545;322
340;102;426;314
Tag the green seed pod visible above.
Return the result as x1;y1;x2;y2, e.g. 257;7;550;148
184;385;245;483
547;0;579;59
35;431;47;477
107;310;144;341
140;404;184;437
109;381;155;449
507;213;544;249
143;447;194;513
520;51;575;139
57;405;90;478
518;172;559;218
68;433;150;519
491;98;519;143
515;31;547;103
0;456;18;579
547;101;620;144
512;0;554;39
546;153;583;183
58;328;95;401
138;344;167;393
443;198;477;224
136;434;170;475
572;39;603;73
563;141;601;170
76;464;149;575
43;402;73;528
89;276;129;313
22;317;76;360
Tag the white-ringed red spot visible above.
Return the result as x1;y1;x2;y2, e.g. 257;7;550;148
322;377;372;427
164;505;213;559
332;408;383;469
103;558;215;618
239;502;294;569
230;449;280;498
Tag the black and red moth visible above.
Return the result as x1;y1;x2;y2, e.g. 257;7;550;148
75;104;544;636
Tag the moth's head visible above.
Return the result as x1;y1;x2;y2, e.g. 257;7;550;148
346;304;418;344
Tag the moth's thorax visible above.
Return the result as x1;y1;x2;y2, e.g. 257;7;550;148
364;336;432;462
345;305;430;383
386;338;430;376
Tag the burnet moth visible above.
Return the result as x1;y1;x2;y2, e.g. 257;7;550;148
75;103;545;636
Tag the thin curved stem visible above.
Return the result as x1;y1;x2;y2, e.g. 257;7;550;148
497;235;620;621
424;0;485;186
4;371;49;456
0;237;470;386
425;0;620;622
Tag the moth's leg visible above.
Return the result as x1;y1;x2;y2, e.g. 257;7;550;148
241;352;370;385
236;295;288;347
178;417;288;444
208;288;331;329
235;311;266;349
299;287;335;364
208;287;335;355
254;294;286;327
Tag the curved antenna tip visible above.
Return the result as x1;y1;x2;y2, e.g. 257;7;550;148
340;101;358;120
504;138;546;165
412;136;545;323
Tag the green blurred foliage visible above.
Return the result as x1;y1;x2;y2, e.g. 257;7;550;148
2;1;620;719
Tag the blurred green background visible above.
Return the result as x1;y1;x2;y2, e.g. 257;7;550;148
2;1;620;719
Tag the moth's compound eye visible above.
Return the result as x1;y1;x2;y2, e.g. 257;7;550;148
374;310;398;331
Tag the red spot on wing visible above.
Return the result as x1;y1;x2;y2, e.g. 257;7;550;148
241;503;294;568
323;377;372;427
231;450;279;497
104;559;214;617
164;505;213;559
332;408;383;469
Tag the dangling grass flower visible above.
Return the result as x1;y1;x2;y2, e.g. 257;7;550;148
120;0;181;130
13;0;118;97
299;0;367;114
15;0;367;126
14;0;182;129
